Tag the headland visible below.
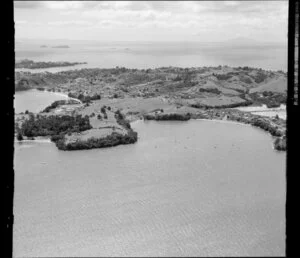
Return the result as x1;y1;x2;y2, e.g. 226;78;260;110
15;65;287;151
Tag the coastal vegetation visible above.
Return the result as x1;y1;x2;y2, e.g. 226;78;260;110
56;130;138;151
144;113;191;121
68;92;101;103
274;136;287;151
190;100;253;109
42;99;80;113
249;91;286;108
14;65;286;151
17;114;92;138
15;59;87;69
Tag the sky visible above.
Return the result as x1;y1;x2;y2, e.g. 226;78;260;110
14;1;288;43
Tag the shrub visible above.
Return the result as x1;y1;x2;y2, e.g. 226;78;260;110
199;88;221;94
42;100;66;113
274;137;286;151
254;72;268;83
101;106;106;114
90;93;101;100
214;74;232;80
17;132;23;141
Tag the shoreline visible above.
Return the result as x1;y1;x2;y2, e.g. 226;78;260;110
14;64;286;151
15;117;285;152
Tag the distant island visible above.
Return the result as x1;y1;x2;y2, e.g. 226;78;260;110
52;45;70;48
40;45;48;48
15;59;87;69
14;65;287;151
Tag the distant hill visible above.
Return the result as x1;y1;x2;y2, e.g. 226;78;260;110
52;45;70;49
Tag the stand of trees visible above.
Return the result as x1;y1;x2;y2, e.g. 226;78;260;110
274;136;286;151
68;92;101;103
57;131;138;150
17;114;92;139
144;113;191;121
190;100;253;109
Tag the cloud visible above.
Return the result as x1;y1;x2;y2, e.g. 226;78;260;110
14;1;43;9
14;1;288;42
48;20;93;26
44;1;84;10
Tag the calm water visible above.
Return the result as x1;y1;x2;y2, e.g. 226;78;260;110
13;92;286;257
14;89;69;113
15;41;287;72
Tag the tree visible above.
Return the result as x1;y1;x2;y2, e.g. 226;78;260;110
17;132;23;141
101;106;106;114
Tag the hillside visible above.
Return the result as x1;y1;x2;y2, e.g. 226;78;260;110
15;66;287;108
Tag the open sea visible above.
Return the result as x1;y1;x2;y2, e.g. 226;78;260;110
15;41;287;72
13;90;286;256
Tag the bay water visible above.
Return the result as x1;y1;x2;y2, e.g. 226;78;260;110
13;91;286;256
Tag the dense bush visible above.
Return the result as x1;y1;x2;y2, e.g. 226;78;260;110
144;113;191;121
17;132;23;141
115;110;131;129
57;131;138;150
172;75;182;81
90;93;101;100
214;74;232;80
42;100;64;113
274;137;286;151
18;114;92;139
101;106;106;114
190;100;253;109
68;92;77;98
254;72;268;83
249;92;286;107
199;87;221;94
240;76;252;84
250;118;283;137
